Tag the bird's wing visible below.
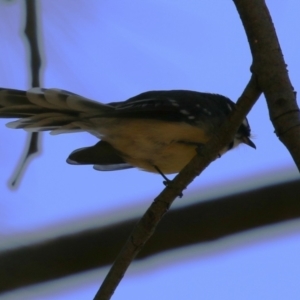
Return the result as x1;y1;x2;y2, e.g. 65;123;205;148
67;140;133;171
0;88;234;129
103;90;234;125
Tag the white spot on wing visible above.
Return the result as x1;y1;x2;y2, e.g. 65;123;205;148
180;109;189;115
203;108;212;115
227;103;233;111
168;98;179;107
242;118;249;127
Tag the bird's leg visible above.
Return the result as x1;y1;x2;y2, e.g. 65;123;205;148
154;165;171;185
154;165;183;198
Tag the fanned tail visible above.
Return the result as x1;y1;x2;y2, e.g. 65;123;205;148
0;88;113;134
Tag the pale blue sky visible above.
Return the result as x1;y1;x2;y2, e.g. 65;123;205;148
0;1;300;299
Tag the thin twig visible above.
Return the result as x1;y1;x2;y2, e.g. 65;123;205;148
8;0;43;188
93;76;261;299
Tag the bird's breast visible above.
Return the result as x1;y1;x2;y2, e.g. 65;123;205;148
92;118;210;174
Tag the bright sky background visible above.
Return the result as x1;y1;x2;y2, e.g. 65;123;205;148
0;0;300;299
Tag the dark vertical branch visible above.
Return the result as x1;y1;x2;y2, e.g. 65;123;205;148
233;0;300;170
9;0;43;188
25;0;42;87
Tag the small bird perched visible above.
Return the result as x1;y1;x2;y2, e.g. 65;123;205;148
0;88;255;175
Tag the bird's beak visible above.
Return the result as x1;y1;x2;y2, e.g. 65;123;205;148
242;136;256;149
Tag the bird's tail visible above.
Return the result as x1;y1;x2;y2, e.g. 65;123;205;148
0;88;113;135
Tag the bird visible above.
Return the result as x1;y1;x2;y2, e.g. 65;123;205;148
0;88;255;177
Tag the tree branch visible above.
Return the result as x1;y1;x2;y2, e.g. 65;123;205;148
93;77;261;299
8;0;43;188
233;0;300;170
94;0;300;298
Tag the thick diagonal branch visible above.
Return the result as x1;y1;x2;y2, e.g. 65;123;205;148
94;76;261;300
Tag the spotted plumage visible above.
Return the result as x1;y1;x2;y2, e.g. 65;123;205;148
0;88;255;174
